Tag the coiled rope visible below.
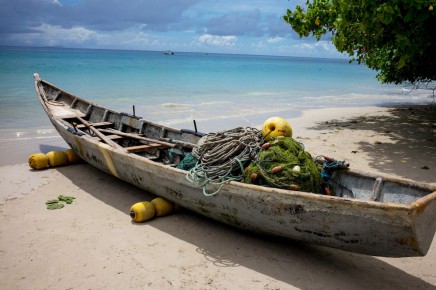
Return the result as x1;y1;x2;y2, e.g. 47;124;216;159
187;127;263;196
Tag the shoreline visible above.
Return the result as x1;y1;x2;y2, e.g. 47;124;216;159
0;104;435;289
2;104;434;182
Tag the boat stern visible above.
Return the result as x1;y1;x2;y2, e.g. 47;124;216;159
410;191;436;256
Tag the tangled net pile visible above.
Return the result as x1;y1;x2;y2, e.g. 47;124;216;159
187;127;263;196
243;137;322;193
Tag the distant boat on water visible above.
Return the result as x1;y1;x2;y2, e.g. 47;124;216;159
164;50;175;55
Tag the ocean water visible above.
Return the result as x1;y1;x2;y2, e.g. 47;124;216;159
0;46;431;143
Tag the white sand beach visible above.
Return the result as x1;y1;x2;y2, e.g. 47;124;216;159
1;105;435;289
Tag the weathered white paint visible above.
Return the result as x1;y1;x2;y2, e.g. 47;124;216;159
34;73;436;257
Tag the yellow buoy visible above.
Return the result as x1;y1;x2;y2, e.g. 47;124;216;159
130;201;156;222
28;153;49;170
46;151;68;167
151;197;174;217
261;117;292;141
65;149;81;164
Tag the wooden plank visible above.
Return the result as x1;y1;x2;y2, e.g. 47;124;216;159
126;143;166;153
160;137;196;148
106;135;124;140
76;121;113;129
76;116;123;149
98;128;175;148
371;177;384;201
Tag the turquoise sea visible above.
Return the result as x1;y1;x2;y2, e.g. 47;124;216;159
0;46;431;143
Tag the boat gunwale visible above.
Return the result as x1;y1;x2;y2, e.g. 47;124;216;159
34;73;183;135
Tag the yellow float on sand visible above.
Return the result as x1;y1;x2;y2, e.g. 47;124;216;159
130;201;156;222
151;197;174;217
28;153;49;170
65;149;81;164
46;151;68;167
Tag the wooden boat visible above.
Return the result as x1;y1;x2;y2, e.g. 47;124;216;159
34;73;436;257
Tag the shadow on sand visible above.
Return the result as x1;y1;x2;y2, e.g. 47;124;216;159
39;144;68;153
309;105;436;182
54;163;435;289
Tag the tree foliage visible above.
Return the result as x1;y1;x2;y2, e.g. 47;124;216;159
283;0;436;84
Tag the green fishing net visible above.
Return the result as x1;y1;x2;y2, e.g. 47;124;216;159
176;153;198;170
243;137;322;193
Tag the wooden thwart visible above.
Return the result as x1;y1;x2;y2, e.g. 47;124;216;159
160;137;196;149
76;121;113;129
98;128;175;148
126;143;166;153
76;116;123;149
106;134;124;140
75;117;173;153
371;177;384;201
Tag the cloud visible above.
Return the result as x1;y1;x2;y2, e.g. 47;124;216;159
7;23;104;46
0;0;343;58
0;0;59;33
5;22;177;50
204;9;265;37
36;24;99;42
294;41;332;52
271;40;339;57
198;34;237;47
267;36;285;43
314;41;332;51
71;0;200;31
0;0;294;42
264;14;294;38
0;0;200;33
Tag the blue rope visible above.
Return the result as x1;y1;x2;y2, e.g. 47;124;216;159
316;155;348;188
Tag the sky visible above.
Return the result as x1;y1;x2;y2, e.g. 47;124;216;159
0;0;345;58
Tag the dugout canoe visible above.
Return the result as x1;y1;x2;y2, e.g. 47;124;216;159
34;73;436;257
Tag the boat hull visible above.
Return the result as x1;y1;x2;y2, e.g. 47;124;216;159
35;74;436;257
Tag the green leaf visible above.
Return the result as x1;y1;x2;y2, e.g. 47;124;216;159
47;203;64;210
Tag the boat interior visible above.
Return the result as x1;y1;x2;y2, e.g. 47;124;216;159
37;77;436;203
40;80;201;166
